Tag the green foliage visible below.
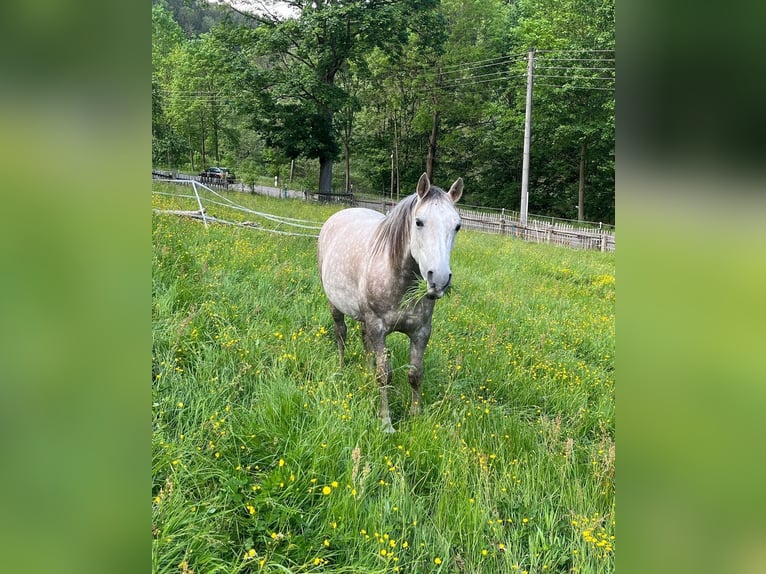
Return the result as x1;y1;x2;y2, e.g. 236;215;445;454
152;189;615;573
508;0;615;222
151;0;614;219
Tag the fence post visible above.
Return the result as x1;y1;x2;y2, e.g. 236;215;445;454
191;181;208;229
601;232;607;252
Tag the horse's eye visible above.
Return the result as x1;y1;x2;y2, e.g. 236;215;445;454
455;223;461;232
415;219;424;228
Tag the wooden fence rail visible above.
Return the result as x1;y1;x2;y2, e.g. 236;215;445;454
455;207;615;251
331;196;615;252
152;169;231;189
153;172;615;252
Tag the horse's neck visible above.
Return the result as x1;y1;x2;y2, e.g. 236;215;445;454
370;250;419;295
395;254;421;292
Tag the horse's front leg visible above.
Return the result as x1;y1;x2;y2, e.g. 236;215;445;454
407;326;431;416
360;321;375;371
368;325;395;433
329;304;347;367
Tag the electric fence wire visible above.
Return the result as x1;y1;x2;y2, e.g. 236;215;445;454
152;181;323;237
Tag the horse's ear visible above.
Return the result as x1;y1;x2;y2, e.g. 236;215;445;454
417;173;430;199
448;178;463;203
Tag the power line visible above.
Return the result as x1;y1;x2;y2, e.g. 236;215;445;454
157;49;616;101
536;83;615;91
536;48;614;53
535;74;614;82
537;57;615;62
439;72;527;89
438;52;527;72
535;65;614;72
439;61;523;80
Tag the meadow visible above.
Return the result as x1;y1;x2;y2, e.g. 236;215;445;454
152;184;615;574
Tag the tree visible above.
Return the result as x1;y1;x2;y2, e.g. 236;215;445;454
222;0;439;195
150;0;614;222
152;5;187;166
508;0;615;222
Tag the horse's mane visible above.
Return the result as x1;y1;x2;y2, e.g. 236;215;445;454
370;186;444;267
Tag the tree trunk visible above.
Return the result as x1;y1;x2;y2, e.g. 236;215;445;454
426;108;440;181
578;140;587;221
213;119;220;164
212;99;220;164
342;104;353;193
394;117;399;200
344;140;351;193
319;156;333;196
390;150;394;200
200;113;207;167
188;130;194;171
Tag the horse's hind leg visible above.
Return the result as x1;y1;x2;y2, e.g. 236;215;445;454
329;304;347;366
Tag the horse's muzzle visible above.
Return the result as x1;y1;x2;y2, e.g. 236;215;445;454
426;271;452;299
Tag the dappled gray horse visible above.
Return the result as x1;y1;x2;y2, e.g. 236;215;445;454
317;173;463;432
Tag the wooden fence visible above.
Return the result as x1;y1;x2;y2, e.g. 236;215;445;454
318;195;615;252
153;171;614;252
152;169;232;189
455;207;615;252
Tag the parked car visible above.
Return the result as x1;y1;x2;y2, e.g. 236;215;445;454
199;167;236;183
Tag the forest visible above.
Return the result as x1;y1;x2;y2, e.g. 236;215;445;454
152;0;614;223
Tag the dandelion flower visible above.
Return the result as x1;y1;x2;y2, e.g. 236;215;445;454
434;557;442;565
322;486;332;495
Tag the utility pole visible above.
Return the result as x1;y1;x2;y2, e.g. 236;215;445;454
520;48;535;226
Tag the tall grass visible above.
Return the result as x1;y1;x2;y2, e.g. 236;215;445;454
152;186;615;573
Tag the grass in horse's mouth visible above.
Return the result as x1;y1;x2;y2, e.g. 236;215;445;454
400;279;455;308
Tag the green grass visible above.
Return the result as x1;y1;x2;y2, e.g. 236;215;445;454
152;184;615;574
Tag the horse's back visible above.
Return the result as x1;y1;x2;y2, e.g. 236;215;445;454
318;208;384;319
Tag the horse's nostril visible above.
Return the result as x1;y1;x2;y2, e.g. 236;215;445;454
427;270;434;281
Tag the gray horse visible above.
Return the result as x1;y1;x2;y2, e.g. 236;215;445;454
317;173;463;432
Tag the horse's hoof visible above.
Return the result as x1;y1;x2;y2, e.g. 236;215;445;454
381;420;396;434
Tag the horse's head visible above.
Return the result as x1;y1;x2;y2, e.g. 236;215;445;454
410;173;463;299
